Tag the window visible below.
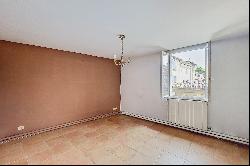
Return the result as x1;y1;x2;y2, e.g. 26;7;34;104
161;43;210;101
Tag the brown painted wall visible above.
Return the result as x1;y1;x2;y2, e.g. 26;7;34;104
0;40;121;139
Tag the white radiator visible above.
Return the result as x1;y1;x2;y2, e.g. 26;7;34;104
168;99;208;130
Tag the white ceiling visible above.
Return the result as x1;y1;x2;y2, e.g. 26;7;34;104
0;0;249;59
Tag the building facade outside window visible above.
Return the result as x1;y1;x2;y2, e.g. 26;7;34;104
162;43;210;101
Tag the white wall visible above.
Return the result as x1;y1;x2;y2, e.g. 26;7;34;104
121;34;249;139
121;54;168;120
209;34;249;139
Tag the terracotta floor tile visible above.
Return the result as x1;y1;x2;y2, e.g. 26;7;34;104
0;115;248;165
238;144;249;163
58;126;79;135
110;145;137;161
40;130;63;141
86;146;123;165
148;136;171;149
40;158;60;165
21;134;45;146
69;135;89;147
27;149;54;165
188;142;215;157
4;158;29;165
136;141;164;160
133;118;155;127
148;123;169;132
53;148;94;165
49;141;74;156
22;141;49;157
185;150;215;165
191;134;219;148
156;151;186;165
120;135;147;150
62;130;84;140
166;137;192;159
213;148;246;165
176;130;195;142
126;152;156;165
76;136;106;152
0;142;23;158
0;149;27;165
45;135;68;147
83;130;101;138
77;127;95;136
161;126;180;137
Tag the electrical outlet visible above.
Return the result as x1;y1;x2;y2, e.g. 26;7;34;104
17;126;24;131
112;107;118;111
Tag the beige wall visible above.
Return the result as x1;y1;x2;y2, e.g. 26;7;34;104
0;40;121;139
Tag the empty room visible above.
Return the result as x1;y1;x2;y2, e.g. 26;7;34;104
0;0;249;165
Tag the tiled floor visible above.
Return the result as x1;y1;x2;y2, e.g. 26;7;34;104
0;115;249;165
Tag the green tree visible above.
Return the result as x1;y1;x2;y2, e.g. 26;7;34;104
195;66;205;74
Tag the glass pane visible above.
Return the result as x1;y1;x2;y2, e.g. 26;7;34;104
161;51;169;97
169;47;207;100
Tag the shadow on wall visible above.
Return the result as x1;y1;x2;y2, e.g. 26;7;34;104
211;19;249;41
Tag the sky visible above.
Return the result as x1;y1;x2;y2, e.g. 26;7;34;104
172;48;206;68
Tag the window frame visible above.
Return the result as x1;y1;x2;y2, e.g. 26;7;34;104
161;42;211;102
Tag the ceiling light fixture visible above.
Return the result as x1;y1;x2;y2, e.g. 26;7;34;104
114;34;131;67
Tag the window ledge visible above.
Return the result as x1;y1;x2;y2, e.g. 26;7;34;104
163;96;208;102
